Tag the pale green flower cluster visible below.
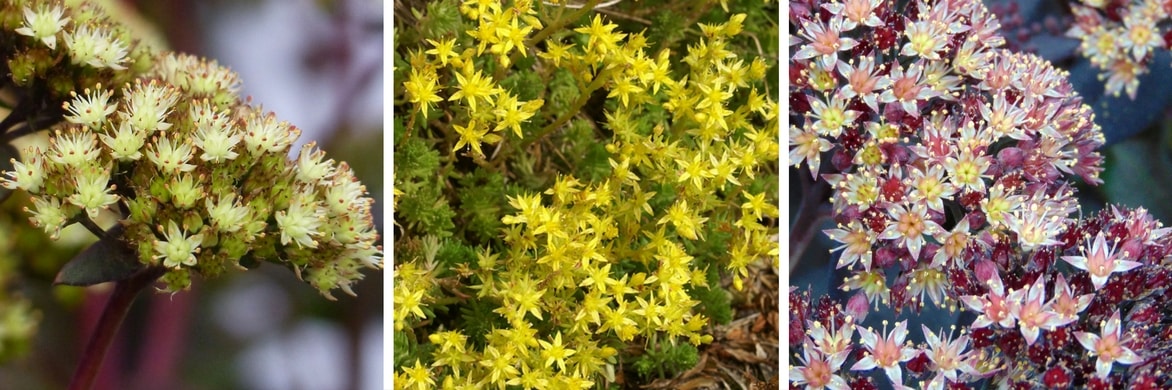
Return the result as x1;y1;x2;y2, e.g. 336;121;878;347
0;0;382;298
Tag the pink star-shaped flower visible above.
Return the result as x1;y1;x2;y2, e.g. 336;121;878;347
1061;233;1142;289
1074;310;1143;379
851;320;918;387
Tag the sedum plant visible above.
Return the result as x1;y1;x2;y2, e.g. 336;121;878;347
394;0;778;388
0;0;382;388
788;0;1172;387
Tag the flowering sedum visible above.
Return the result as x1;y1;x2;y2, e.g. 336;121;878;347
790;0;1172;387
395;0;778;387
0;0;381;298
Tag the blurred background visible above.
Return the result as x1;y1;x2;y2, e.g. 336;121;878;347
0;0;384;389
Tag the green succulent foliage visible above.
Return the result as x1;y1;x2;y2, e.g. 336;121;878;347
457;297;508;349
393;330;436;370
577;140;611;182
435;239;476;273
649;182;678;212
410;0;465;42
456;168;507;243
647;12;689;53
395;137;456;237
396;137;442;180
501;69;544;102
558;118;595;167
509;148;549;192
692;284;733;326
632;341;700;381
547;67;581;114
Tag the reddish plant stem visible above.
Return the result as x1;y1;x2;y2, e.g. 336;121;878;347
68;267;165;390
130;287;193;390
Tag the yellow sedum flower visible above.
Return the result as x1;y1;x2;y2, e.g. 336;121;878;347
404;67;443;117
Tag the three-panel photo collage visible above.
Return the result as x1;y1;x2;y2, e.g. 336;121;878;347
0;0;1165;389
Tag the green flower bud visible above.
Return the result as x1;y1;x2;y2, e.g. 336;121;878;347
167;174;201;209
218;234;249;262
160;268;191;292
126;194;157;223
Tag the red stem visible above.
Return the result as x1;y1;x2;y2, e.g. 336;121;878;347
131;287;193;389
67;268;165;390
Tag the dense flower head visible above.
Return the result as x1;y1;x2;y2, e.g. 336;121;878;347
786;0;1172;387
396;1;778;388
0;2;381;299
791;0;1105;291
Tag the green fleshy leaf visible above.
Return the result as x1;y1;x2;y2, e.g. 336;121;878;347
54;225;144;286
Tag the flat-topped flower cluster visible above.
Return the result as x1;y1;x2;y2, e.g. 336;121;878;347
789;0;1172;387
0;0;381;298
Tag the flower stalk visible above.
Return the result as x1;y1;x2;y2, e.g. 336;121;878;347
68;266;166;390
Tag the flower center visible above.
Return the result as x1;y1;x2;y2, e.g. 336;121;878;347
1130;25;1154;48
859;143;884;166
907;26;938;57
954;160;979;185
933;345;959;370
877;124;900;142
846;229;871;255
892;76;921;102
822;106;846;131
1096;333;1123;360
898;212;926;238
1096;33;1116;56
874;338;901;367
813;29;840;55
810;67;838;91
850;68;877;95
944;232;968;258
919;177;942;199
984;294;1010;324
1088;250;1113;279
985;67;1011;91
1054;293;1079;319
854;181;879;205
989;109;1012;135
804;358;833;387
1018;218;1049;247
1019;299;1045;328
